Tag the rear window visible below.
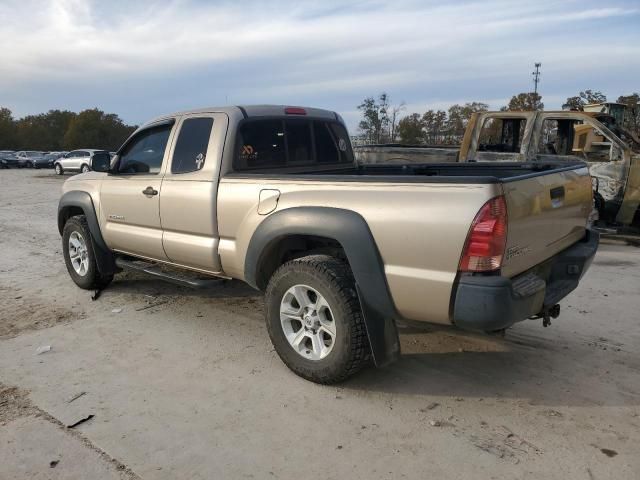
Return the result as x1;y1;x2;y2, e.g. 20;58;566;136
235;119;352;170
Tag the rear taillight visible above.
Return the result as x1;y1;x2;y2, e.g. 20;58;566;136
459;195;508;273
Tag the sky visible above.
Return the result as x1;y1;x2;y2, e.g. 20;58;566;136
1;0;639;131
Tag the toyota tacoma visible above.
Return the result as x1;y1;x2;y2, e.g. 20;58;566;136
58;105;599;383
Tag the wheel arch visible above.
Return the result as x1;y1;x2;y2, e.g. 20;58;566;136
245;207;400;367
58;191;115;275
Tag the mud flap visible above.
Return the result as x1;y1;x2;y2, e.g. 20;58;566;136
357;284;400;367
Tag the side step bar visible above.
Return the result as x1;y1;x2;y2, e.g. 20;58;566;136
115;257;225;289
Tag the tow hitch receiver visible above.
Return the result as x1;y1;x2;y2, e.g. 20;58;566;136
531;304;560;327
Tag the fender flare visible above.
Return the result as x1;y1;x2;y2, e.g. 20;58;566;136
245;207;400;367
58;190;116;275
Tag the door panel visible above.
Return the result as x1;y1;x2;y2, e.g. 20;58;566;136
99;121;176;260
100;176;167;259
160;113;228;272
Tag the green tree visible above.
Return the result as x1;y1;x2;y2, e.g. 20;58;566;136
397;113;425;144
358;93;395;143
506;92;544;111
563;90;607;110
14;110;75;150
447;102;489;142
63;109;136;151
423;109;447;144
0;107;17;149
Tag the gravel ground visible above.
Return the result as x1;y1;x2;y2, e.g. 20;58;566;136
1;168;639;479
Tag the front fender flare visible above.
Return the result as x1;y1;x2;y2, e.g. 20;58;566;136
58;190;115;275
245;207;400;367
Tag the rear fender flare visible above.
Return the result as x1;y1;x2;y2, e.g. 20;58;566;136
245;207;400;367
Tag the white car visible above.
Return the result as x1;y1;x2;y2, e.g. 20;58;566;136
54;149;111;175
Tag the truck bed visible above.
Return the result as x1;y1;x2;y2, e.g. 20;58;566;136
229;161;587;183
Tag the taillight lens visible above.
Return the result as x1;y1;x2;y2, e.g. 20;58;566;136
459;196;508;272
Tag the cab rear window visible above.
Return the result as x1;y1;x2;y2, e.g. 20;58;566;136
235;119;352;170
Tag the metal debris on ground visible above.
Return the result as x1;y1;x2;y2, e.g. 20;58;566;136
35;345;51;355
67;414;94;429
111;308;123;313
67;391;87;403
135;300;168;311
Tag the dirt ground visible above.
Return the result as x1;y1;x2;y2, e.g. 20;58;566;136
1;168;639;480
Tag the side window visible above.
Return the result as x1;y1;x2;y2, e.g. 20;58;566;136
171;118;214;174
80;151;90;157
236;120;286;169
118;124;172;174
478;118;526;153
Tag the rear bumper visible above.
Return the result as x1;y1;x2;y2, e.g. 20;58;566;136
452;229;599;331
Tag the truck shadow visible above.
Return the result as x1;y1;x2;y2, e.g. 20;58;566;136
344;326;640;408
102;273;638;408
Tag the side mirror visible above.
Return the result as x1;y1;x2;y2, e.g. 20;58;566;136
92;153;111;173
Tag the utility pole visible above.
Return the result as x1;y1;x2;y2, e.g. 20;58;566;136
532;62;541;95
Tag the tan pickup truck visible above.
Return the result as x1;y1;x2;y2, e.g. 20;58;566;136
58;105;599;383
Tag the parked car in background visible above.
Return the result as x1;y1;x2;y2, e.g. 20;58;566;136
0;151;19;168
34;152;62;169
15;151;47;168
54;149;111;175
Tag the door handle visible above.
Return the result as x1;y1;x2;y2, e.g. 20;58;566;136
142;186;158;196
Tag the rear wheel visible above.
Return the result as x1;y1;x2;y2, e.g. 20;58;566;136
54;164;63;175
265;255;370;383
62;215;113;290
81;164;90;173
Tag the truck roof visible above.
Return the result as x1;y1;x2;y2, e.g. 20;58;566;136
143;105;341;129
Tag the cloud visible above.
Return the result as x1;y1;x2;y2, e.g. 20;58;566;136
0;0;638;128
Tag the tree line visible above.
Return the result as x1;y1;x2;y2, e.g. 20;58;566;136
357;90;640;145
0;107;137;151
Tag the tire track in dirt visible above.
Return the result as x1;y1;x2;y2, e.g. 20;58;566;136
0;286;85;339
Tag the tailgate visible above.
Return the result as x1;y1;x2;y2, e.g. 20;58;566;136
500;165;592;278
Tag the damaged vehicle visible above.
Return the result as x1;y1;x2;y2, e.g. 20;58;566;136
356;110;640;227
57;105;598;383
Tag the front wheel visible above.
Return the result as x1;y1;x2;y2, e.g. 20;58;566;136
265;255;370;384
54;164;63;175
62;215;113;290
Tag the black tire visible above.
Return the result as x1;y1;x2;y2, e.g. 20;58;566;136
62;215;113;290
265;255;370;384
54;164;63;175
27;161;34;168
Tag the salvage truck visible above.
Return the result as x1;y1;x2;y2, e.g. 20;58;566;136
355;110;640;227
58;105;598;383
